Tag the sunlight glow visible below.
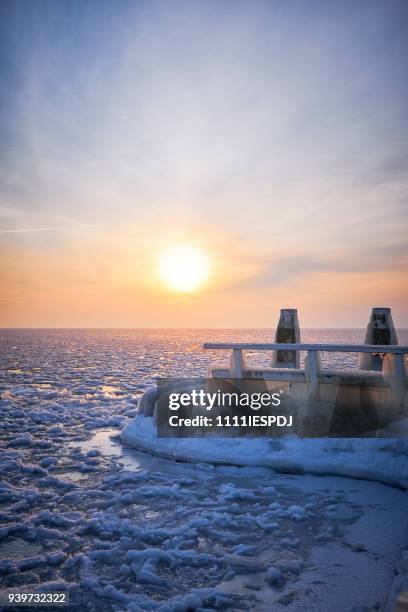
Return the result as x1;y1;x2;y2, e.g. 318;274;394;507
159;246;210;293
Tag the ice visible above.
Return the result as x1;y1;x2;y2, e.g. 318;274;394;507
155;587;235;611
30;411;58;424
122;414;408;489
136;565;166;586
126;548;174;565
36;511;83;528
261;485;276;496
266;566;285;587
37;476;78;490
218;483;256;501
11;435;34;447
103;583;131;604
17;556;46;571
1;328;407;610
47;552;67;565
137;484;195;499
232;544;256;556
40;456;58;467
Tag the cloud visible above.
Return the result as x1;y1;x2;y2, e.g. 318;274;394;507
0;227;59;234
234;242;408;289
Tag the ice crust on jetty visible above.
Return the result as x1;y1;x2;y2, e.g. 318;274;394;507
122;411;408;489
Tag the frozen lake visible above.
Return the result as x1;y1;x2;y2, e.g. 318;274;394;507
0;329;407;610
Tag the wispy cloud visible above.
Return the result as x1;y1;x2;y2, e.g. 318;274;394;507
228;242;408;290
0;227;59;234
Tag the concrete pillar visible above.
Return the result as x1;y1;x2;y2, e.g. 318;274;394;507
359;307;398;371
272;308;300;369
305;350;322;400
382;353;406;410
229;349;246;378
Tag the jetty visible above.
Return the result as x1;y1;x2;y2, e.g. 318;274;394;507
204;308;408;435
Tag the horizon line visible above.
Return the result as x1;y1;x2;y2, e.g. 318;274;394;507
1;326;408;331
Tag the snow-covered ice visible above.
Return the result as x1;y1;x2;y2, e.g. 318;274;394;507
122;413;408;489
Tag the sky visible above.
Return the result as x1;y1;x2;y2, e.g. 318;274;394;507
0;0;407;328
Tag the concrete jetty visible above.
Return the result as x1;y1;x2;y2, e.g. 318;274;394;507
205;308;408;436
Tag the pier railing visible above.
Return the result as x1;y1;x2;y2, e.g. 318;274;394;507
203;342;408;405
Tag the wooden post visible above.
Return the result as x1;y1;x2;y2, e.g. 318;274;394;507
271;308;300;369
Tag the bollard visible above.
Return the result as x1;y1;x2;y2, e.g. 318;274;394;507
271;308;300;368
359;307;399;371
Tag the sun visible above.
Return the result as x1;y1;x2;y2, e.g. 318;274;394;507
158;246;210;293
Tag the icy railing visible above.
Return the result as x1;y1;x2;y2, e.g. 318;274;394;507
203;342;408;405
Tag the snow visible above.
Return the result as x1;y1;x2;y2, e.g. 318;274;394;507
122;413;408;489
